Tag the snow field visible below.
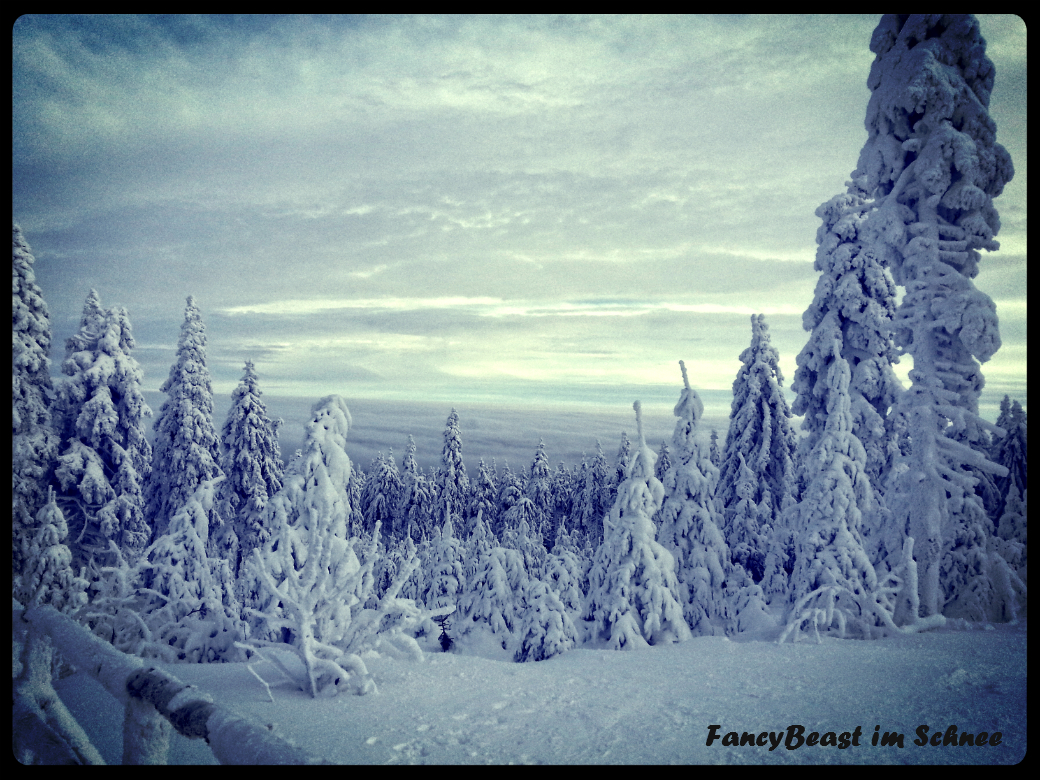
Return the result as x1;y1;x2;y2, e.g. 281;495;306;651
52;620;1025;765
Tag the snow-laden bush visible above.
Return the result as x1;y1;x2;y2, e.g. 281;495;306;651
245;395;441;697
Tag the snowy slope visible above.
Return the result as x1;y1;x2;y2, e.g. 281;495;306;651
52;621;1026;765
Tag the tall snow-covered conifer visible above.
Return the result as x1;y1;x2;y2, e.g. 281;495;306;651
526;438;554;548
361;451;402;543
583;402;691;650
781;349;894;642
54;290;153;569
992;397;1026;519
854;14;1018;621
436;408;469;528
219;360;284;580
12;224;61;578
468;458;500;538
397;435;435;542
659;362;773;635
146;296;222;543
716;315;798;581
794;190;902;498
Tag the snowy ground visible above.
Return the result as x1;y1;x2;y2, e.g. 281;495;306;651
52;619;1026;765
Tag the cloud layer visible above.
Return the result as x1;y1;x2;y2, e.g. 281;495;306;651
14;14;1026;427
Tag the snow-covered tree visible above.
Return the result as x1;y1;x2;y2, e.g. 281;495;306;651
716;315;798;575
145;296;222;543
397;436;436;542
246;395;362;693
461;545;529;649
467;458;500;538
465;507;498;584
361;451;402;543
501;504;545;573
654;441;672;485
496;462;525;530
246;395;434;697
542;547;587;627
13;223;61;579
54;290;152;570
583;402;691;650
571;441;612;548
992;397;1026;519
780;349;892;642
514;578;579;663
218;360;284;582
16;488;89;614
435;408;469;528
855;14;1017;621
994;483;1026;579
659;362;773;636
613;431;631;492
134;475;246;663
794;190;902;498
708;429;721;469
526;438;555;546
424;517;466;612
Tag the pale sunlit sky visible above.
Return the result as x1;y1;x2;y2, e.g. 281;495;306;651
13;15;1026;462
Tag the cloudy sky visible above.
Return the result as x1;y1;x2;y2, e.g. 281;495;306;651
13;14;1027;463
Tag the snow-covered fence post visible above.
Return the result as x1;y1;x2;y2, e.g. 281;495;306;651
13;611;107;764
17;604;331;764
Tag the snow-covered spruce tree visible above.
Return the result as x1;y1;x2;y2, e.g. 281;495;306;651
424;516;466;612
54;291;153;570
554;462;579;531
145;296;222;544
514;577;579;663
716;314;798;581
501;505;546;574
396;435;435;542
542;545;587;629
495;461;524;533
659;361;773;636
526;438;555;547
246;396;433;696
246;395;360;692
992;397;1026;519
708;429;721;470
612;431;631;497
16;488;89;614
468;457;500;538
993;483;1026;583
779;349;908;643
360;450;402;543
855;14;1018;622
13;223;62;581
583;402;691;650
218;360;284;582
572;441;612;549
465;507;498;584
132;475;247;663
436;408;469;528
794;189;902;503
654;442;672;485
461;545;529;650
792;301;892;570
